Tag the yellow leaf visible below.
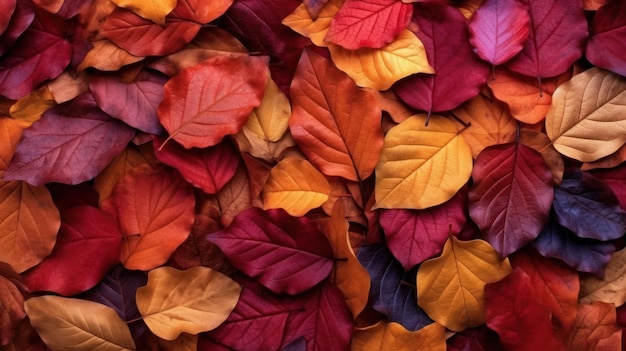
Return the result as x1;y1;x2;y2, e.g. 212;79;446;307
111;0;177;24
329;30;433;90
136;266;242;340
320;202;370;318
0;117;22;173
243;78;290;142
546;67;626;162
374;114;473;209
351;321;446;351
24;295;136;351
282;0;344;47
262;157;331;216
579;248;626;306
417;237;512;331
9;87;56;128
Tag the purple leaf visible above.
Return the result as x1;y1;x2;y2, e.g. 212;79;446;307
0;0;34;55
0;0;16;36
356;244;432;331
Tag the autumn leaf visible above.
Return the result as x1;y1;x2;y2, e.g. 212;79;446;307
78;39;144;72
239;78;290;143
25;295;136;351
586;0;626;77
101;164;195;270
374;114;473;210
136;266;242;340
351;322;446;351
568;302;622;350
158;55;268;149
8;86;55;128
417;237;513;331
546;67;626;162
111;0;177;24
0;270;25;346
580;248;626;307
261;157;331;216
282;0;343;47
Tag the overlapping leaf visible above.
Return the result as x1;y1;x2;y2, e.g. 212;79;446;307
546;67;626;162
158;55;268;149
586;0;626;76
469;143;554;257
207;207;334;294
374;114;473;210
351;322;446;351
579;248;626;306
282;0;343;47
568;302;621;350
0;270;24;346
289;48;383;181
136;266;241;340
110;0;176;24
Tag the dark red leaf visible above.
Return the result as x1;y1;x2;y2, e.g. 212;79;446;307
0;0;34;55
393;4;489;115
587;0;626;80
446;325;504;351
468;0;530;66
46;182;100;211
485;268;568;350
326;0;413;49
0;266;24;346
379;189;466;270
89;69;167;135
0;0;16;35
506;0;588;79
153;137;239;195
23;206;122;296
469;143;554;257
3;93;135;186
553;171;626;241
532;211;616;277
356;244;433;331
0;6;71;99
206;207;334;295
591;165;626;210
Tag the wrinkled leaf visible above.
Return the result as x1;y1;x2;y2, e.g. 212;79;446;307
580;248;626;306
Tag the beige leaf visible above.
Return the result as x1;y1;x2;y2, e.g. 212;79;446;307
579;248;626;306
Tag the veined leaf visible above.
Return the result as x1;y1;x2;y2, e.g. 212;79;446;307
568;301;621;350
136;266;242;340
417;237;512;331
580;248;626;306
546;67;626;162
587;0;626;77
282;0;343;47
25;295;136;351
352;322;446;351
374;114;473;210
111;0;177;24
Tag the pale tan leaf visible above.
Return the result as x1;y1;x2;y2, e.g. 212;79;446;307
579;248;626;306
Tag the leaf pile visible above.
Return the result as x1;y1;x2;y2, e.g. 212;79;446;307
1;0;626;349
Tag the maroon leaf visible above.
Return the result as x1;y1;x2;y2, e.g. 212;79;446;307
153;137;239;195
89;69;167;135
469;143;554;257
468;0;530;66
447;325;504;351
586;0;626;77
325;0;413;49
3;93;135;186
506;0;588;80
0;0;34;55
23;206;122;296
591;165;626;210
46;182;100;211
0;267;25;346
393;4;489;116
206;207;334;295
379;189;467;270
0;6;71;99
0;0;16;36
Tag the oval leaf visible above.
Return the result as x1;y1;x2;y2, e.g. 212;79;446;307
207;207;334;294
352;322;446;351
25;295;136;351
281;0;343;47
417;236;513;331
136;266;242;341
261;157;331;217
158;55;268;149
111;0;176;24
374;114;473;210
586;0;626;77
546;67;626;162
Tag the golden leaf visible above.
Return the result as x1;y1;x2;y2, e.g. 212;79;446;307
282;0;344;47
546;68;626;162
417;237;512;331
25;295;136;351
136;266;242;340
352;322;446;351
9;87;56;128
111;0;177;24
374;114;473;209
579;248;626;306
329;30;433;90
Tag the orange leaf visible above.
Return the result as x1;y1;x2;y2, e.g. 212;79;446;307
289;48;383;181
102;164;195;270
519;129;564;185
111;0;177;24
158;55;268;149
352;321;446;351
282;0;344;47
568;302;621;350
47;71;90;104
0;118;22;173
9;86;56;128
78;40;144;72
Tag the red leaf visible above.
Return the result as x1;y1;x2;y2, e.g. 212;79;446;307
469;143;553;257
102;164;195;271
0;0;16;35
447;326;504;351
590;165;626;210
157;55;268;149
0;268;25;346
207;207;334;295
0;0;34;56
153;137;239;194
393;4;489;115
511;248;580;338
586;0;626;77
569;302;622;350
485;268;568;350
325;0;413;49
506;0;588;79
3;93;135;186
0;7;71;99
89;69;167;135
288;48;383;181
468;0;530;66
379;189;467;270
23;206;122;296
